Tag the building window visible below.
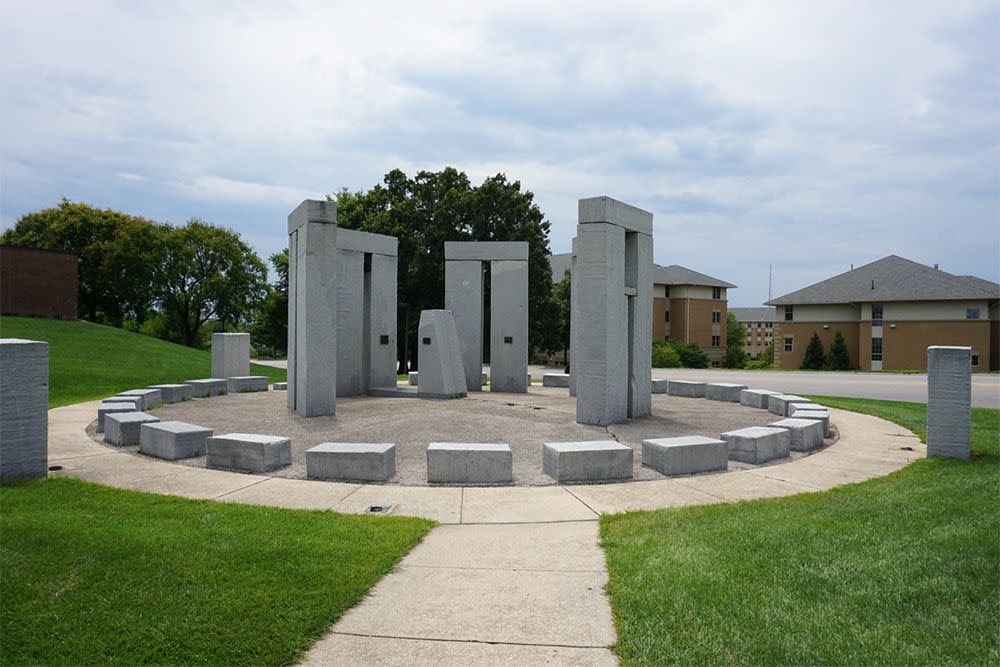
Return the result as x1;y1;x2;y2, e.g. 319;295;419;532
664;286;670;298
711;335;720;348
784;305;793;321
664;310;670;322
784;336;793;353
871;303;883;326
872;337;883;361
712;287;721;299
972;353;979;367
967;308;980;320
712;311;721;323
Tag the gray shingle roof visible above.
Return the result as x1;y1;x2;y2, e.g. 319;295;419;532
730;307;776;322
548;254;736;288
766;255;1000;305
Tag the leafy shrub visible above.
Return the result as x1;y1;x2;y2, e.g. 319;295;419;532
665;339;710;368
652;341;682;368
801;332;827;370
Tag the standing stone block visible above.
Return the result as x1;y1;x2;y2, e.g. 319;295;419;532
651;379;670;394
426;442;513;484
416;310;467;399
741;389;781;409
140;421;212;460
0;339;48;481
119;388;162;409
927;346;972;459
207;433;291;472
211;332;250;379
789;408;831;438
408;371;419;386
568;236;579;398
721;426;790;464
667;380;707;398
445;258;484;392
306;442;396;481
184;379;228;398
543;440;633;482
769;418;824;452
148;384;191;404
490;259;529;393
642;436;728;475
226;376;269;393
705;383;748;402
97;402;137;433
542;373;570;388
104;412;160;447
336;246;365;396
367;250;399;390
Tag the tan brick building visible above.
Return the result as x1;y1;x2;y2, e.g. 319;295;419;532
766;256;999;371
731;307;776;359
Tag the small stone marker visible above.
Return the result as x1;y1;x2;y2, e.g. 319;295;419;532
651;379;670;394
740;389;780;409
104;412;160;447
140;421;212;460
148;384;191;404
184;379;228;397
705;383;748;402
542;373;570;388
927;346;972;459
306;442;396;481
0;338;48;481
543;440;633;482
207;433;291;472
769;418;824;452
226;376;269;393
720;426;790;464
667;380;707;398
97;402;136;433
426;442;513;484
641;436;728;475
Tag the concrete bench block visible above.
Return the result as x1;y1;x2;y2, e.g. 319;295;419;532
705;383;748;402
784;400;817;416
721;426;790;464
306;442;395;481
207;433;291;472
651;379;670;394
104;412;160;447
543;440;633;482
97;402;138;433
148;384;191;404
789;408;831;438
0;338;49;481
212;332;250;379
769;418;824;452
667;380;706;398
226;376;269;393
426;442;513;484
642;436;728;475
184;379;228;397
273;382;287;390
140;421;212;460
119;388;163;409
768;394;809;415
104;395;146;410
740;389;781;409
542;373;570;388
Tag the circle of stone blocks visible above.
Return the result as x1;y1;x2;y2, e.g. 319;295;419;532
226;376;269;394
789;408;831;438
119;388;163;409
542;373;570;388
104;412;160;447
0;338;49;481
927;345;972;459
97;402;138;433
740;389;780;409
140;421;212;460
306;442;396;482
767;394;810;416
148;384;192;404
103;395;146;410
206;433;291;473
705;383;748;402
667;380;706;398
641;436;728;475
184;379;228;398
408;372;419;386
272;382;287;391
650;379;670;394
768;418;824;452
543;440;633;483
721;426;791;464
426;442;513;484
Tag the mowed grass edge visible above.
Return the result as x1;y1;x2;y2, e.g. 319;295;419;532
600;398;1000;665
0;477;433;665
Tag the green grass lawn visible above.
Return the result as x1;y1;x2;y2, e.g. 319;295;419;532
601;399;1000;666
0;316;286;407
0;478;432;665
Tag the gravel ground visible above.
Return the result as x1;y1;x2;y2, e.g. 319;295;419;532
88;386;836;486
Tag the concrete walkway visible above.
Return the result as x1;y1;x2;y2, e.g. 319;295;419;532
47;400;924;665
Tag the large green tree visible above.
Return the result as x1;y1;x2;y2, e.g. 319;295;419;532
252;250;290;356
825;330;851;370
724;312;748;368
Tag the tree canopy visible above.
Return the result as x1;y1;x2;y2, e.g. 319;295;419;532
724;312;748;368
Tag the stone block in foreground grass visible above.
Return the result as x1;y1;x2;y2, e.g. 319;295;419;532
651;379;669;394
104;412;160;447
542;373;570;388
207;433;291;473
720;426;790;464
119;388;163;409
97;403;137;433
148;384;191;404
426;442;513;484
0;338;48;481
543;440;633;482
306;442;395;481
740;389;780;409
769;418;824;452
667;380;706;398
927;345;972;459
705;383;747;402
641;436;728;475
140;421;212;460
226;376;269;393
184;379;228;398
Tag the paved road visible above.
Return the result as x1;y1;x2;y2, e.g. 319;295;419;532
255;359;999;408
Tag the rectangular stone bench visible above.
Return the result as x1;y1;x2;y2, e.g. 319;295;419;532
207;433;291;472
103;395;145;410
104;412;160;446
642;436;728;475
118;388;163;409
667;380;706;398
740;389;781;409
140;421;212;460
651;379;670;394
783;398;817;416
306;442;395;481
543;440;633;482
789;408;831;438
767;394;810;416
721;426;790;464
273;382;287;391
185;379;228;398
769;418;824;452
97;402;138;433
705;383;748;402
149;384;191;404
226;376;269;393
408;372;419;386
542;373;570;388
426;442;513;484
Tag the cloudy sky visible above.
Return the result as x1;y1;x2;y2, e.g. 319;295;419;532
2;1;997;305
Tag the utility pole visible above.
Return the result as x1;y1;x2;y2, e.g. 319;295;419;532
768;264;772;302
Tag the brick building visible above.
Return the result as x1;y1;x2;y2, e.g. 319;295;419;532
0;245;78;319
731;307;776;359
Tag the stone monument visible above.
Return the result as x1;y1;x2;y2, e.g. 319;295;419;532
0;339;48;480
416;310;467;399
211;332;250;378
927;345;972;458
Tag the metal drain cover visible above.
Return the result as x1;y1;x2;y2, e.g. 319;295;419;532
48;465;63;471
366;505;393;514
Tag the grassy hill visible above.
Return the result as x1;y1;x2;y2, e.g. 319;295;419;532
0;316;286;408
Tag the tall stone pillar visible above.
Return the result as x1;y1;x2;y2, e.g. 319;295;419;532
0;338;48;481
927;345;971;458
368;251;399;389
287;200;338;417
416;310;468;399
569;236;578;397
445;259;483;391
490;259;529;392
